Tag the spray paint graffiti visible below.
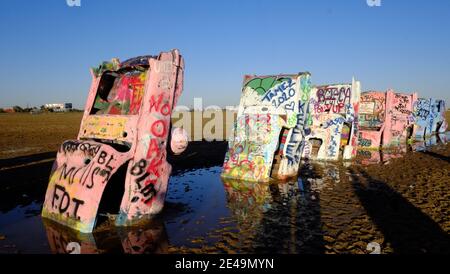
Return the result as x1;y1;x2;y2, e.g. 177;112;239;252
357;91;386;149
42;140;130;232
315;85;351;114
80;116;130;143
382;90;417;146
115;52;186;227
222;113;284;182
92;70;147;115
413;98;448;140
357;90;417;148
359;92;386;129
303;79;361;161
42;50;185;233
222;73;312;182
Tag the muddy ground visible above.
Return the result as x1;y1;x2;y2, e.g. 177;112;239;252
0;112;449;254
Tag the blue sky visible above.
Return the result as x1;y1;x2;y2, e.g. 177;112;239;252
0;0;449;109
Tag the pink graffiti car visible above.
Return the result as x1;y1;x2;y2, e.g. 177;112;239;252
42;50;186;233
358;90;417;149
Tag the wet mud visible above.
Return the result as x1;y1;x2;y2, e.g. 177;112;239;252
0;136;449;254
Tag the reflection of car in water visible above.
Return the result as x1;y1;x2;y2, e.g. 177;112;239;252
42;50;187;233
221;178;273;231
43;218;168;254
356;133;448;165
411;133;448;152
221;175;324;253
222;73;312;182
302;79;361;161
358;90;417;149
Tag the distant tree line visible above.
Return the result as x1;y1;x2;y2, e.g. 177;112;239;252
0;105;83;113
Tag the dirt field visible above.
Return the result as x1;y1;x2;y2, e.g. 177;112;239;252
0;112;82;159
0;111;237;160
2;110;448;160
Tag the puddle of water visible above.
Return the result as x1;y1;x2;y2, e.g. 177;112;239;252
0;164;328;254
354;133;449;165
0;133;448;254
0;166;235;254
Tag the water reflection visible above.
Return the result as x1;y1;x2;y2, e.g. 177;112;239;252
118;221;168;254
219;165;324;253
412;134;448;152
355;133;448;165
221;179;272;232
43;218;168;254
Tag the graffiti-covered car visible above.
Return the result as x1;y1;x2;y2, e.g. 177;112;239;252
357;91;386;149
222;73;312;182
358;90;417;149
302;78;361;161
413;98;447;140
383;90;417;146
42;49;185;233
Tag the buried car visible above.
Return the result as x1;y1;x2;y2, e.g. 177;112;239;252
412;98;448;140
302;78;361;161
358;90;417;149
42;49;186;233
222;73;312;182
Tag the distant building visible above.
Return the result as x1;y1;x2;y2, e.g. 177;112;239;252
30;108;43;114
3;107;15;113
225;105;239;112
45;103;72;112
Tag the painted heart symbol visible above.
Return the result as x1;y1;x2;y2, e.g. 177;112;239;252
285;101;295;111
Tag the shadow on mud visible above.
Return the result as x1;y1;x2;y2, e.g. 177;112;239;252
349;167;450;253
418;150;450;164
0;152;56;169
168;141;228;173
0;160;53;213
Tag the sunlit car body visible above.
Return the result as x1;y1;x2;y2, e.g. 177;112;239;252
42;50;185;233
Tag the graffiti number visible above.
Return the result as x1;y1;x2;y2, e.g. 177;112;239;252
66;242;81;254
366;242;381;254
